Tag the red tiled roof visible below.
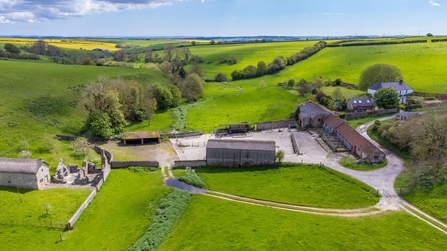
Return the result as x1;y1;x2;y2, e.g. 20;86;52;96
323;114;344;128
335;123;378;155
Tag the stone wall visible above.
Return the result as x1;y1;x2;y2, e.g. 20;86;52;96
345;108;398;120
55;134;78;141
0;173;38;190
173;160;206;168
161;131;203;138
67;189;97;230
290;133;300;154
111;161;159;169
256;119;297;131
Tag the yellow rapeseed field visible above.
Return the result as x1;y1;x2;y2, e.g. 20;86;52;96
0;38;119;51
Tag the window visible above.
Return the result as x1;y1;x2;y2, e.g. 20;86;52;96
40;178;43;183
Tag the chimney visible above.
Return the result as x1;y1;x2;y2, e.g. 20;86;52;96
399;79;403;85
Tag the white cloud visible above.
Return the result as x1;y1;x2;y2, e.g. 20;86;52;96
429;1;441;6
0;0;190;23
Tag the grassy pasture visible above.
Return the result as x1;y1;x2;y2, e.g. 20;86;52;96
0;60;166;161
402;183;447;224
0;38;118;51
189;41;317;79
0;186;91;224
272;42;447;93
195;165;379;209
0;168;171;251
160;195;447;250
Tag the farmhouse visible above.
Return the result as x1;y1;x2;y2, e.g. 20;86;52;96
0;157;50;190
122;131;161;145
206;139;276;166
347;97;375;112
367;80;413;103
298;101;332;128
323;114;385;163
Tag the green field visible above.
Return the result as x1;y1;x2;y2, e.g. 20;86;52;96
0;186;91;225
189;41;316;79
268;42;447;93
194;165;379;209
0;168;171;251
160;195;447;250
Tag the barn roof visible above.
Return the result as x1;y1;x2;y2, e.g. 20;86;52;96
0;158;49;174
323;114;344;128
123;131;160;140
207;139;276;151
299;101;332;118
335;123;379;156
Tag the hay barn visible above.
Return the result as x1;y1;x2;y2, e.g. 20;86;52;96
206;139;276;166
0;158;50;190
122;131;161;145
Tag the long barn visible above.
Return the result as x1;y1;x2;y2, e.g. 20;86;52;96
206;139;276;167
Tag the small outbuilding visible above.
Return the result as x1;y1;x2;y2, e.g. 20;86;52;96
298;101;332;128
206;139;276;166
122;131;161;145
395;111;419;121
0;158;50;190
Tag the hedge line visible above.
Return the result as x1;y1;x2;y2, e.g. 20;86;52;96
327;39;427;47
127;190;192;251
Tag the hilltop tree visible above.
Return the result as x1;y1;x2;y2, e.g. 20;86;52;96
4;43;20;54
359;64;403;91
427;33;433;37
374;87;400;109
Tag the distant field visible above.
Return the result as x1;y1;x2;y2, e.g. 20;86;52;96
195;165;378;209
160;195;447;250
91;38;206;48
271;42;447;93
189;40;317;79
0;168;171;251
0;38;119;51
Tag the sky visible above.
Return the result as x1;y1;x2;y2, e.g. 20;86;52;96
0;0;446;37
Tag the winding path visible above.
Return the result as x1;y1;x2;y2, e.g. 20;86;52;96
164;117;447;234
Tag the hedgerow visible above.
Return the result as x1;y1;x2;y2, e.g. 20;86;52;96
178;170;206;188
127;189;192;251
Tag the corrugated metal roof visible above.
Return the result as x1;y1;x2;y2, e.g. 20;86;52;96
123;131;160;140
0;158;48;174
299;101;332;118
207;139;276;151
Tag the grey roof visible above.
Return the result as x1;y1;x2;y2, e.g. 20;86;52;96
207;139;276;151
299;101;332;118
348;97;375;107
0;158;48;174
368;81;413;92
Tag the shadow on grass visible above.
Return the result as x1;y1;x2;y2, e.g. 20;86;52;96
193;163;323;174
0;186;33;194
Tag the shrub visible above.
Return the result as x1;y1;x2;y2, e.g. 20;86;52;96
178;170;206;188
127;190;191;251
215;72;229;82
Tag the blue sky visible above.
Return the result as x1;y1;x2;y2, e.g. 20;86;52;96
0;0;446;36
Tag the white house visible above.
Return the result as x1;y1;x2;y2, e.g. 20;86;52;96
0;158;50;190
367;80;413;103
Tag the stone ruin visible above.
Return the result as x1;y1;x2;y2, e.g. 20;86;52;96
52;159;100;186
52;159;69;183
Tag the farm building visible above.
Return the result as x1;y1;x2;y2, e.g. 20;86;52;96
122;131;161;145
206;139;276;166
219;123;250;134
323;114;385;163
298;101;332;128
367;80;413;103
395;111;419;121
347;97;375;112
0;157;50;190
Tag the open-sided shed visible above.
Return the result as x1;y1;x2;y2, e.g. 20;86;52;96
122;131;161;145
206;139;276;166
219;123;250;134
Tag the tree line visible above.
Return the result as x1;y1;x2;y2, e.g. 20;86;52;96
230;41;327;81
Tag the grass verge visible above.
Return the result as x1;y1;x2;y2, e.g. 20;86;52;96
338;157;388;171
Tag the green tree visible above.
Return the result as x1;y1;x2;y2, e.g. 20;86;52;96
359;64;403;91
275;150;285;163
181;73;204;101
191;41;197;46
374;87;400;109
287;79;296;88
257;61;267;76
332;87;343;100
80;57;96;66
4;43;21;54
215;72;229;82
